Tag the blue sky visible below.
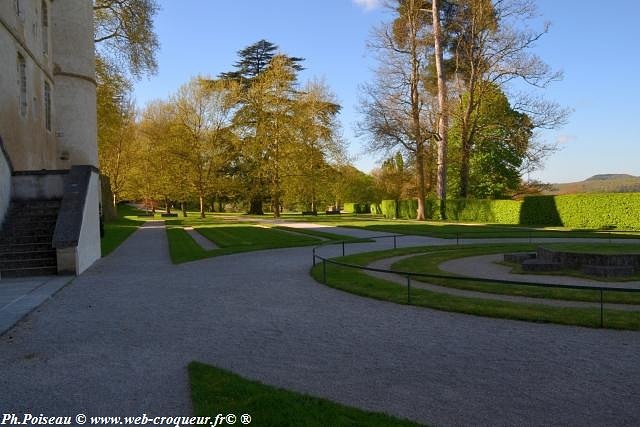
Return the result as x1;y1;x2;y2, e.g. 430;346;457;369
132;0;640;184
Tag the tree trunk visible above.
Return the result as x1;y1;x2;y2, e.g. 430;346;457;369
248;196;264;215
409;1;425;221
217;200;224;212
181;202;187;217
459;140;472;198
433;0;449;219
415;143;427;220
199;195;205;218
165;196;171;214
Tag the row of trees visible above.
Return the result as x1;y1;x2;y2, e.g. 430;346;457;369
358;0;568;219
94;1;567;219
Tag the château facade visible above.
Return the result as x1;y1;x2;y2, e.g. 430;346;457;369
0;0;101;278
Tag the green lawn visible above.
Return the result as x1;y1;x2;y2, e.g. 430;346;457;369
540;242;640;254
273;226;373;242
390;244;640;304
101;204;148;256
310;244;640;330
165;219;322;263
336;220;640;239
189;362;422;427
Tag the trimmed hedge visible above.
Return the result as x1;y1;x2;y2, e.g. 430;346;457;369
370;203;383;215
521;193;640;229
446;199;521;224
374;193;640;229
343;203;371;214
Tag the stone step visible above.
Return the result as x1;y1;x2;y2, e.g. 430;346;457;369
521;259;563;272
0;249;56;261
0;235;54;245
1;265;58;278
0;242;53;253
0;256;58;270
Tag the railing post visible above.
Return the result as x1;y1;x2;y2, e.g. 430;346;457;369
456;232;459;246
312;247;316;266
600;289;604;328
342;241;345;257
407;275;411;304
323;259;327;284
608;232;612;244
393;235;397;249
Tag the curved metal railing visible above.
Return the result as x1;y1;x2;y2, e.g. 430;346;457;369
311;234;640;328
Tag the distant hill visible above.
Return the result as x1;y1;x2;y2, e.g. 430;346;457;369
545;174;640;195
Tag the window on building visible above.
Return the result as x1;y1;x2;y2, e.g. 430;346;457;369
42;1;49;55
44;81;52;131
17;53;27;117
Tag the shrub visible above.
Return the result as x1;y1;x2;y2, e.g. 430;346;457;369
381;200;397;219
343;202;356;214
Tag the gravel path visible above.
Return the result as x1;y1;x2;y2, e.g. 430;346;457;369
366;255;640;311
1;222;639;426
442;254;640;289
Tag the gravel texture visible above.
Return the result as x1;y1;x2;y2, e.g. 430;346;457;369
0;222;639;426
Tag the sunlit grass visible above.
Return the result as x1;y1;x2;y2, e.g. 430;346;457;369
164;219;321;263
309;244;640;330
189;361;423;427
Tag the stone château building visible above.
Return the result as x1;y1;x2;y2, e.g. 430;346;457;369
0;0;101;278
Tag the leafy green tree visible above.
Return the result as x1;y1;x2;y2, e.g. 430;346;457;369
96;58;137;207
372;152;413;202
170;78;241;218
450;85;533;198
444;0;566;197
93;0;160;78
94;0;160;207
221;40;304;215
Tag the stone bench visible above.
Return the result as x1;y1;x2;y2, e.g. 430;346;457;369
521;259;563;272
580;265;635;278
504;253;536;263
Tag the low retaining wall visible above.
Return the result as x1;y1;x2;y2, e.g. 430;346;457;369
537;247;640;268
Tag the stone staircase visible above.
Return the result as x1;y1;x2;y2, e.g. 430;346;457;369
0;199;61;278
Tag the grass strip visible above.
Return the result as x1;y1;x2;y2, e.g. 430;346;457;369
165;220;322;263
391;245;640;305
310;245;640;330
101;204;147;256
335;221;640;240
273;226;374;242
189;361;422;427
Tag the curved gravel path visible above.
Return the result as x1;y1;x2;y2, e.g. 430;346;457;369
366;255;640;311
0;222;639;427
441;254;640;290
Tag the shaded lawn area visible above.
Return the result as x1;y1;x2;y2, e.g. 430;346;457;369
101;204;148;256
165;219;321;263
189;362;422;427
309;244;640;330
390;244;640;304
541;242;640;254
273;226;374;242
337;220;640;239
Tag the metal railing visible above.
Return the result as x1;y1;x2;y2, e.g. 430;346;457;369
311;235;640;328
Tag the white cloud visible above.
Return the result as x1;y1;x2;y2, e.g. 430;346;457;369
556;134;577;145
353;0;382;11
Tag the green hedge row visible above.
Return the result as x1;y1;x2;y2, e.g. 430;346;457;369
380;198;521;223
343;203;371;214
375;193;640;229
520;193;640;229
